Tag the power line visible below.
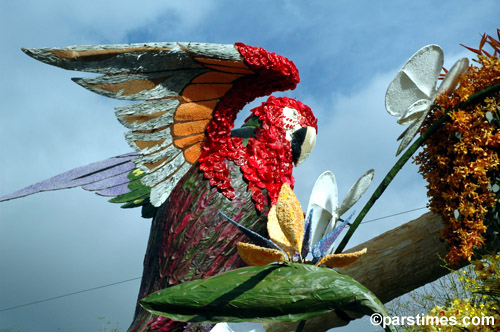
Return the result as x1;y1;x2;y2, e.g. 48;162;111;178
0;277;141;313
0;206;428;313
361;206;427;224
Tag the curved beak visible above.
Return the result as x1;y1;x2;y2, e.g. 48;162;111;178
291;126;317;166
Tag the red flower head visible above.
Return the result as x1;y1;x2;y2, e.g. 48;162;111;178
238;96;317;211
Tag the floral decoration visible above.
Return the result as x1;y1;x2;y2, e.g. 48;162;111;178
221;182;368;268
421;254;500;331
414;30;500;265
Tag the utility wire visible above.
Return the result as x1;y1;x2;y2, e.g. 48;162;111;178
0;206;428;313
361;206;427;224
0;277;141;313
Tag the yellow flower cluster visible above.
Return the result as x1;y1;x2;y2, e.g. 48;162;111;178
421;254;500;331
415;32;500;265
473;254;500;282
423;298;498;331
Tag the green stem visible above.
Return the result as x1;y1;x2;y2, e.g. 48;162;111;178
295;320;306;332
334;82;500;254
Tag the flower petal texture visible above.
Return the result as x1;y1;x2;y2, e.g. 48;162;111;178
267;205;294;256
306;171;338;250
385;45;469;156
436;57;469;95
317;248;368;268
398;99;432;125
414;33;500;264
312;212;354;259
237;242;286;266
395;113;427;156
337;169;374;217
275;183;304;253
385;44;443;120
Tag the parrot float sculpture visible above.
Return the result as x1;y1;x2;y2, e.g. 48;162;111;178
0;42;317;331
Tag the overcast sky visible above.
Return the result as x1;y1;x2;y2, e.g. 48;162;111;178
1;1;499;332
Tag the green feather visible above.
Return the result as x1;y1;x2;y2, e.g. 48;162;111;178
108;168;153;211
109;186;150;204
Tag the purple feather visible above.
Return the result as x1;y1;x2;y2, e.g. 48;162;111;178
94;182;132;197
0;152;138;202
81;171;131;191
312;211;354;259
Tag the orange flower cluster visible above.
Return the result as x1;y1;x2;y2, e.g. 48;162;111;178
415;32;500;265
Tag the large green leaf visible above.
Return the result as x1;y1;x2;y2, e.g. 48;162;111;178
140;262;395;331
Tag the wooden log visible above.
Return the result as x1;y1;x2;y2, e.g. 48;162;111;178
263;212;460;332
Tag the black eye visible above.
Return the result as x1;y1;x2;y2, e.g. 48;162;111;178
291;127;307;164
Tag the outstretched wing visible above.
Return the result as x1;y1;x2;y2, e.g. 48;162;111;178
16;42;300;208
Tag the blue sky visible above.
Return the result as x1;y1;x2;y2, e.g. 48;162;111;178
0;1;499;331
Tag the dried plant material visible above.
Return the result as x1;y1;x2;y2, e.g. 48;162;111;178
415;31;500;264
317;248;367;268
267;205;294;256
237;242;286;266
276;183;304;253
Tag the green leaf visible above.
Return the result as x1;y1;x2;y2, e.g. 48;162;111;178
140;262;395;332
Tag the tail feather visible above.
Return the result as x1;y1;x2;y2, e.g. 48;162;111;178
0;152;138;202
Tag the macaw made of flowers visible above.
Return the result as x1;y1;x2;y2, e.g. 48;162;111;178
385;44;469;155
220;169;374;268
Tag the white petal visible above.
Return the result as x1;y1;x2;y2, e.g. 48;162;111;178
437;57;469;95
306;171;338;249
397;99;432;125
397;124;410;141
385;45;443;120
306;171;338;216
401;45;443;97
396;111;427;156
210;322;266;332
308;203;335;250
337;169;375;217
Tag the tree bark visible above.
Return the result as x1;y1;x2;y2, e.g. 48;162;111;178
263;212;461;332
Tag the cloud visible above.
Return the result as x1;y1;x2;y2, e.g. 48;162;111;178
1;0;216;46
1;1;500;332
